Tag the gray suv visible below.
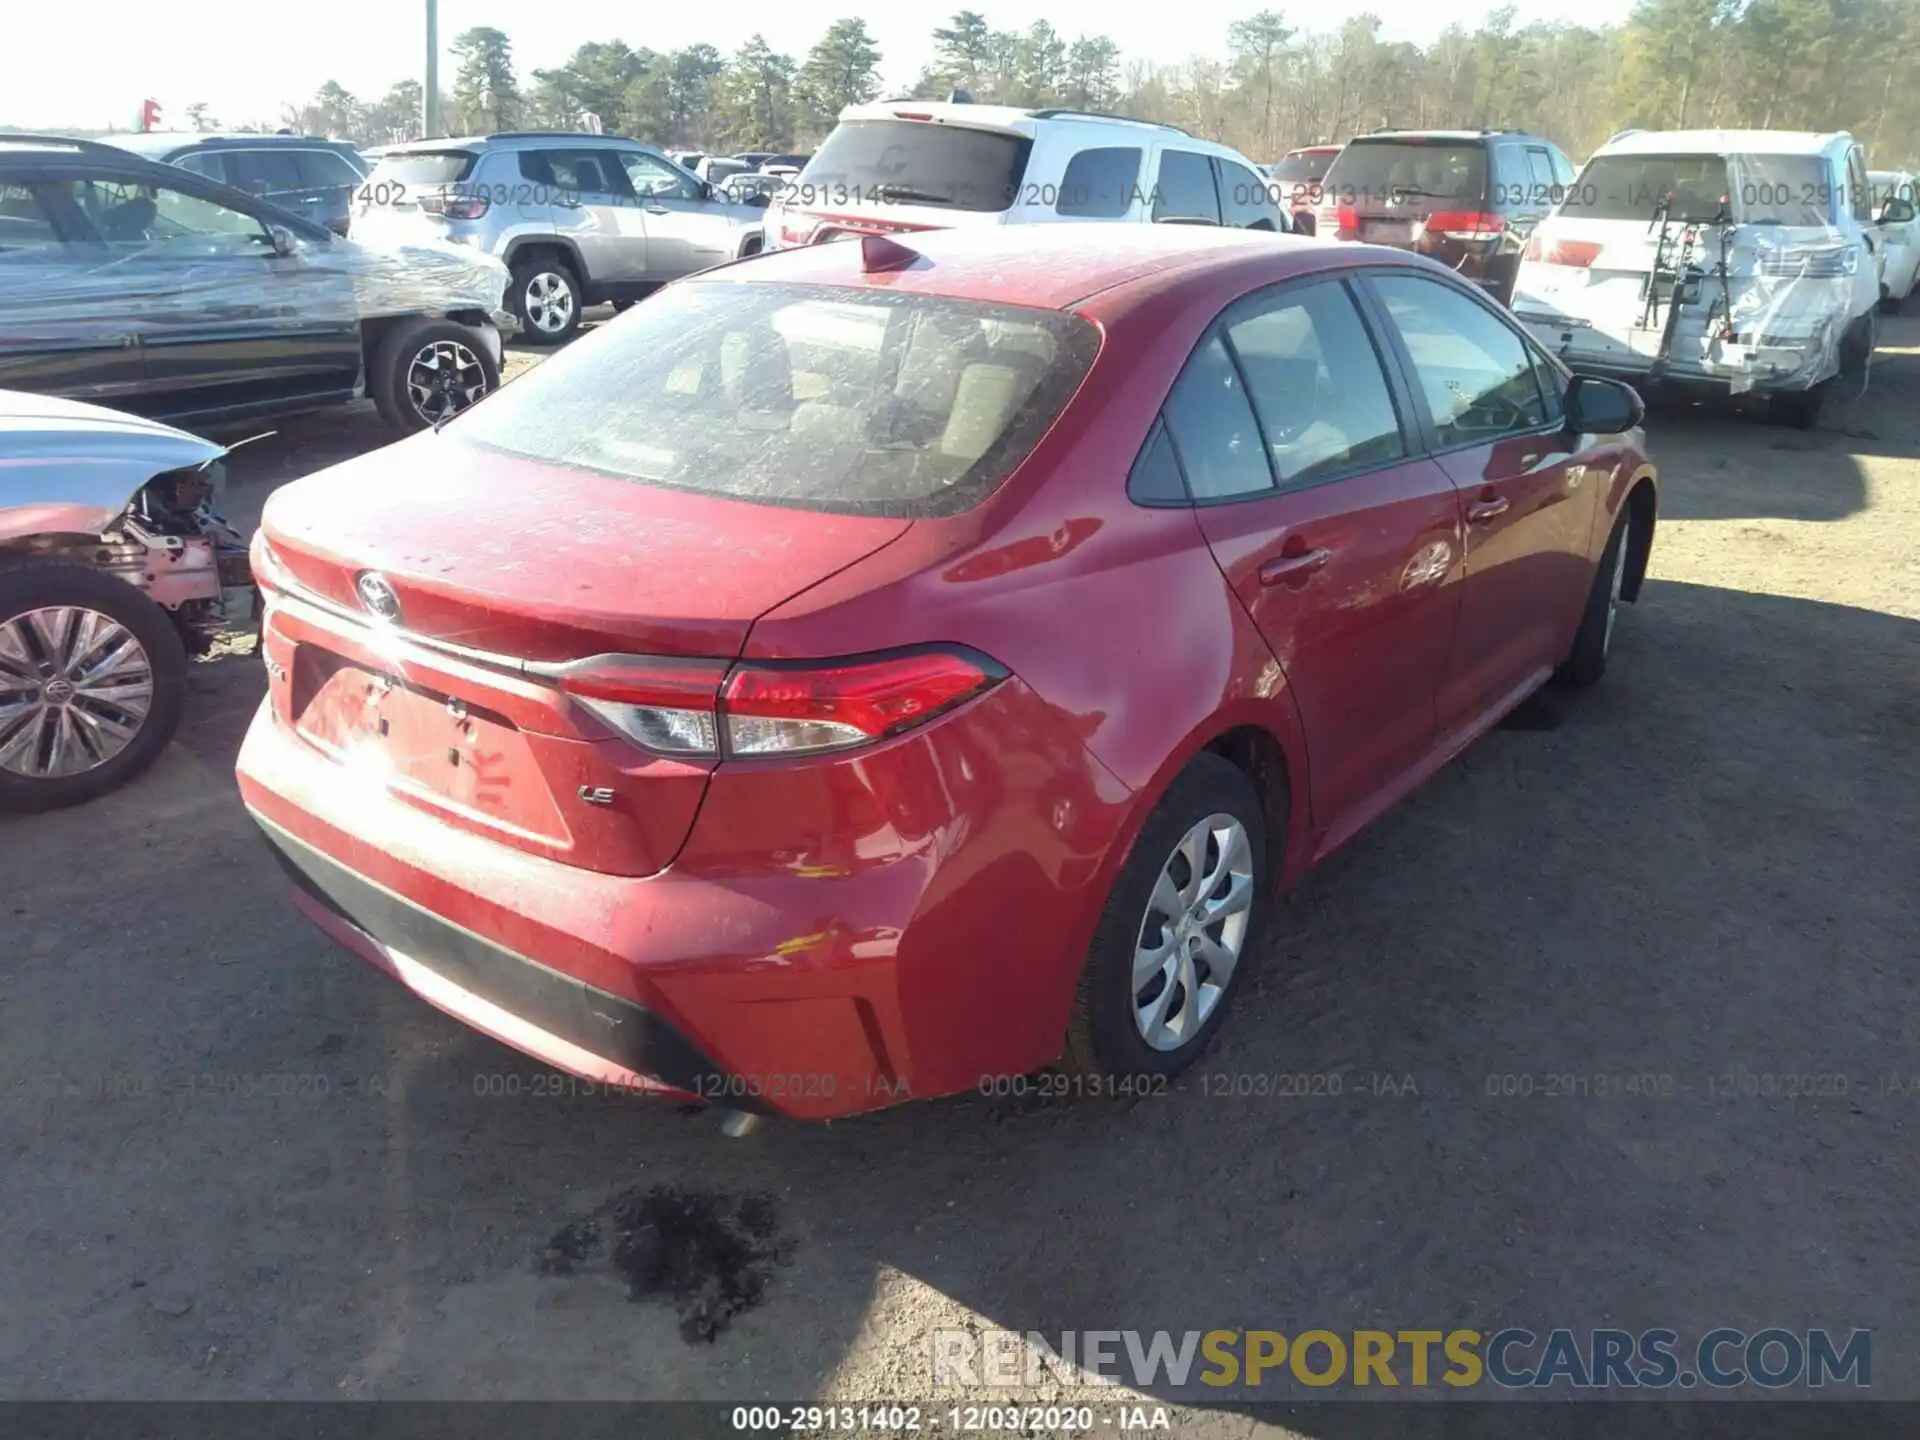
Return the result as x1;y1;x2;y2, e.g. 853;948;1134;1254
350;132;771;344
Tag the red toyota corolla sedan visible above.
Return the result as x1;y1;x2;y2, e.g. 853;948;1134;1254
236;225;1657;1120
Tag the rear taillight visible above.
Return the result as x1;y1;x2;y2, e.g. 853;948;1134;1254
421;190;490;220
1425;211;1505;242
558;658;729;756
779;214;823;247
1523;235;1601;267
557;648;1004;759
1334;206;1360;239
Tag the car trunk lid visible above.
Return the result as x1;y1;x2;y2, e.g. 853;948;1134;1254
255;437;911;876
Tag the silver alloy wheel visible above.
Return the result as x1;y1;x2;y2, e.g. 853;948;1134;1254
1133;812;1255;1052
0;606;155;779
1603;523;1631;653
405;339;490;426
523;271;576;334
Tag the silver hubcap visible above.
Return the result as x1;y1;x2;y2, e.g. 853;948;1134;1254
0;606;154;779
524;272;575;333
1133;813;1255;1052
1603;525;1630;653
406;339;489;425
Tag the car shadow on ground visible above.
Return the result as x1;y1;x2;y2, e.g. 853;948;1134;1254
6;576;1912;1413
1637;311;1920;525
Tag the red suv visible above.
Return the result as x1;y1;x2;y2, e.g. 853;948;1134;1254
237;227;1657;1120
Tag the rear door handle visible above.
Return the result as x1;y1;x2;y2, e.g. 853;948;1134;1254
1259;548;1333;584
1467;497;1510;523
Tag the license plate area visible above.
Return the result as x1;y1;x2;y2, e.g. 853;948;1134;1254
1364;219;1414;244
292;649;567;839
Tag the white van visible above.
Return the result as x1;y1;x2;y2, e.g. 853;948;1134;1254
765;101;1288;250
1868;170;1920;311
1511;129;1884;427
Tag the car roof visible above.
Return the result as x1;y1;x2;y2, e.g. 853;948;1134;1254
833;100;1187;139
377;132;655;154
103;132;357;155
713;224;1353;311
1597;129;1850;157
1348;130;1524;143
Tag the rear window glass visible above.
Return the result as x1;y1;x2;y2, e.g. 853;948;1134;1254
1057;147;1140;219
366;150;476;187
1271;151;1336;184
795;120;1032;213
1322;140;1488;206
448;281;1100;519
1564;153;1829;225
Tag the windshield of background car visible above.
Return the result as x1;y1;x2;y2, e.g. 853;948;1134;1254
1562;153;1831;225
448;280;1101;519
1321;140;1488;205
793;121;1033;213
1271;151;1336;184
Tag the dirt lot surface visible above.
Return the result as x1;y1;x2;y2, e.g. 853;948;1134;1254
3;314;1917;1432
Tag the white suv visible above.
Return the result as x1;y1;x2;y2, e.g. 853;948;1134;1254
1511;129;1885;428
767;102;1289;250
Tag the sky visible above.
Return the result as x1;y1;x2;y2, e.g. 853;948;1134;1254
9;0;1637;133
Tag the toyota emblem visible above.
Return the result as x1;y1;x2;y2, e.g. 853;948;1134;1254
355;571;402;624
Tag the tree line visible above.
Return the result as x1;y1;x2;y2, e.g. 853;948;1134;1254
188;1;1920;167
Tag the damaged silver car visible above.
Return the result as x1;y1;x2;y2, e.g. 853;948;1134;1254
0;391;252;811
0;135;511;435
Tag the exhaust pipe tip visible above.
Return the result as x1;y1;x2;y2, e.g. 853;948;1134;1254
717;1109;761;1138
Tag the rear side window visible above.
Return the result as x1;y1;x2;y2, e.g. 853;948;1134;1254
1161;334;1271;500
797;120;1033;213
0;182;62;252
172;152;226;183
1057;147;1140;219
295;151;364;188
225;149;306;195
1324;140;1488;207
522;150;634;197
367;150;477;188
1218;159;1284;230
1224;280;1406;487
1154;151;1221;224
448;281;1100;519
1369;273;1549;446
1127;421;1188;505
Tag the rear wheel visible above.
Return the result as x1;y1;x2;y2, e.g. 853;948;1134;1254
509;254;582;345
0;560;187;813
1766;382;1829;430
371;318;499;434
1063;753;1268;1081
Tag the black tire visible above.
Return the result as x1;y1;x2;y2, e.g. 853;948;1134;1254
1063;752;1270;1081
739;236;765;258
1558;507;1632;691
611;299;635;313
371;318;502;435
508;253;582;345
0;559;188;814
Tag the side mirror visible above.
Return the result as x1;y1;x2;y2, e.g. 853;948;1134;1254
698;180;715;202
1566;374;1643;434
1879;198;1915;224
267;223;299;257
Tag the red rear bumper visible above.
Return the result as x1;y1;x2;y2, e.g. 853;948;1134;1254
236;669;1136;1119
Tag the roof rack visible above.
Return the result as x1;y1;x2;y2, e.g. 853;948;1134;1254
1026;107;1188;135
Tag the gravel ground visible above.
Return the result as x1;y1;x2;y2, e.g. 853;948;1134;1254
2;314;1916;1433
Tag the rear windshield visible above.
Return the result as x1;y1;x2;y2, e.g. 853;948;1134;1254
1270;151;1337;184
1563;153;1830;225
793;120;1033;213
449;281;1100;519
365;150;476;187
1321;140;1487;206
